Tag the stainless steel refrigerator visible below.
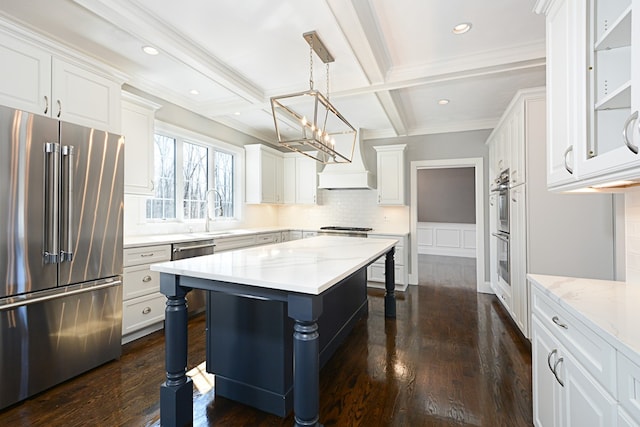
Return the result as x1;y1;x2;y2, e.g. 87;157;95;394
0;105;124;409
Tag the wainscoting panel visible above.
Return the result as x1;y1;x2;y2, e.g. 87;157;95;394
417;222;476;258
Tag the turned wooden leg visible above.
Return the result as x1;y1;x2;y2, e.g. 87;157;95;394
160;275;192;427
384;247;396;318
288;294;323;427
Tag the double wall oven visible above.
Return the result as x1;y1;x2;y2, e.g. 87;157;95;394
492;170;510;288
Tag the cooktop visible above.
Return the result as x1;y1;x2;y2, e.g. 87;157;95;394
320;226;373;232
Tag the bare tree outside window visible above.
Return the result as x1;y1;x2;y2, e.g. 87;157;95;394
214;151;234;218
146;129;235;222
146;134;176;219
183;142;208;219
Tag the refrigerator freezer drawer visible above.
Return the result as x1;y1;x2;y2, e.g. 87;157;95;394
0;279;122;410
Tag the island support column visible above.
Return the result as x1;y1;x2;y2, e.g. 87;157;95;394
288;294;324;427
384;246;396;318
160;274;193;427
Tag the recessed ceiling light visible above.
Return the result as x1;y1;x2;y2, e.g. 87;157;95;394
142;45;159;55
234;111;241;116
189;89;199;95
452;23;472;35
438;99;450;105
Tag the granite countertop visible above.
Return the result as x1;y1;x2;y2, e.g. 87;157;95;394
528;274;640;367
124;227;408;249
151;235;398;295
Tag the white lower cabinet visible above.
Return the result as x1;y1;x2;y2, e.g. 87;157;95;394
618;352;640;425
532;317;618;427
618;409;639;427
122;244;171;344
532;283;638;427
255;232;281;246
366;234;408;290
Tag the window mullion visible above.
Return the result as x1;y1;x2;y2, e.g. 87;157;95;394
175;137;185;222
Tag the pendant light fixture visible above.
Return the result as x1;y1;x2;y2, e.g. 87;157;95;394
271;31;357;164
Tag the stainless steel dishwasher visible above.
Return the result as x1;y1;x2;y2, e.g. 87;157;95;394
171;239;215;315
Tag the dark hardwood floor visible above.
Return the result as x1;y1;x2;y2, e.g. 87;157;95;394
0;255;533;426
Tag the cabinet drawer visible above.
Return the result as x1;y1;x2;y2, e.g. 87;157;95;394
368;264;404;284
618;352;640;423
123;265;160;300
532;287;616;395
122;293;166;336
123;245;171;267
215;235;257;252
256;233;280;245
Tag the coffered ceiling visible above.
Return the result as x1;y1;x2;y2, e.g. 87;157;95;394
0;0;546;143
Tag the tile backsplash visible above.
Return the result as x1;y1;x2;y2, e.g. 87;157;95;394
277;189;410;233
124;189;409;237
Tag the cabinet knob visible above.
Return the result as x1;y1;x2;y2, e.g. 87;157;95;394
142;306;152;315
142;275;152;283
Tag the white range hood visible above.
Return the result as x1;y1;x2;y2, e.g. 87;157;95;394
318;132;375;189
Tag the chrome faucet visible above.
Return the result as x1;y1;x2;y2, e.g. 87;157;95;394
205;188;224;232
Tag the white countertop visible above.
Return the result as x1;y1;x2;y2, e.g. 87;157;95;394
528;274;640;367
151;235;398;295
124;227;408;249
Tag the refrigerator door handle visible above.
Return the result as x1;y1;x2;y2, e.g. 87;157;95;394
43;142;59;264
0;279;122;311
60;145;74;262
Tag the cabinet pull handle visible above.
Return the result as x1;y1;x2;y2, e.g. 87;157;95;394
552;316;568;329
563;145;574;174
547;349;557;372
56;100;62;118
623;111;639;154
44;95;49;114
140;253;154;257
142;306;152;315
142;275;152;283
552;357;564;387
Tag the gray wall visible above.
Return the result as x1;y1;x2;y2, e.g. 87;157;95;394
363;129;491;282
417;168;475;223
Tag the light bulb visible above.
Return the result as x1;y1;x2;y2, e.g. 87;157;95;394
301;116;307;126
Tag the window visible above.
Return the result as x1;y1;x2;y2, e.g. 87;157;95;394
147;134;176;219
146;124;238;222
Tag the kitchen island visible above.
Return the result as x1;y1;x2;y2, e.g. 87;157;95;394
151;235;398;427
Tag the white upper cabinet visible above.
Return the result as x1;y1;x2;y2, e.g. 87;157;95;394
245;144;284;204
283;153;318;205
537;0;640;190
374;144;406;205
121;93;161;196
51;58;121;132
509;103;526;187
0;27;123;132
0;31;51;115
541;0;580;187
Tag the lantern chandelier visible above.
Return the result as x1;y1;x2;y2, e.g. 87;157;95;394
271;31;357;164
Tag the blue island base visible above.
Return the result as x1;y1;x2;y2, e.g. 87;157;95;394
206;267;368;417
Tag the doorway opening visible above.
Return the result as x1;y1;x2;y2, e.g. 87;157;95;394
409;158;487;293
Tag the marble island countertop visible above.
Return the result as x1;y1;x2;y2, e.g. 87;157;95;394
151;235;398;295
528;274;640;367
